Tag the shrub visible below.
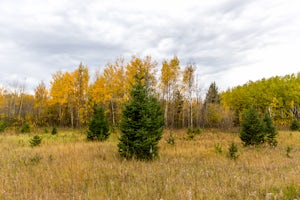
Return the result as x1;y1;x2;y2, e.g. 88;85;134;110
0;120;7;132
185;128;201;140
185;129;195;140
30;135;42;147
87;104;109;141
214;143;222;153
51;126;57;135
240;108;265;146
286;146;292;158
283;185;300;199
185;132;195;140
263;113;278;147
290;119;300;131
166;133;175;145
187;128;202;134
20;122;31;133
228;142;239;160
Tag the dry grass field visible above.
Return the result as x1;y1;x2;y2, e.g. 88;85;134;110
0;129;300;199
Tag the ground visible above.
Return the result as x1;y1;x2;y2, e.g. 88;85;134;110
0;128;300;199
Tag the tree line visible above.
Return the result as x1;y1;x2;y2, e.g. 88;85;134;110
0;55;299;130
222;73;300;126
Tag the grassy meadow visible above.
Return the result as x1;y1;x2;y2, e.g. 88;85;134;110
0;128;300;199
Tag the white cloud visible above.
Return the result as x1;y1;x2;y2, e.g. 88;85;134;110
0;0;300;93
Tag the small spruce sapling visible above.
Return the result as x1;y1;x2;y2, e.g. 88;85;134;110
166;132;175;145
286;146;292;158
240;107;265;146
263;113;278;147
30;135;42;147
228;142;239;160
51;126;58;135
87;104;110;141
21;122;31;133
0;120;7;132
290;119;300;131
215;143;222;153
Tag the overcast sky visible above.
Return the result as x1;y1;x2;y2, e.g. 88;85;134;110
0;0;300;93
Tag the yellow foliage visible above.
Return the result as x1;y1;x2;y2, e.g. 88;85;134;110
160;56;180;94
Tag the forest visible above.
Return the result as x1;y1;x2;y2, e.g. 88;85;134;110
0;55;299;131
1;55;300;199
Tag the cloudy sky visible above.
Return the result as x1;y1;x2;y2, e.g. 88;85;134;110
0;0;300;93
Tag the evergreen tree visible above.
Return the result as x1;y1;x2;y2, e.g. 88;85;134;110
203;82;221;128
240;107;265;146
290;119;300;131
20;122;31;133
30;135;42;147
87;104;110;141
204;82;221;104
0;120;7;132
118;75;164;160
263;113;278;147
51;126;58;135
228;142;239;160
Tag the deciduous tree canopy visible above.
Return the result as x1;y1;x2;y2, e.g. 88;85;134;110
0;55;298;130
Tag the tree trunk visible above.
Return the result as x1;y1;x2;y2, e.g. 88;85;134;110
58;104;63;126
190;99;193;129
111;100;115;126
69;103;74;128
18;93;24;120
76;108;80;128
164;101;168;127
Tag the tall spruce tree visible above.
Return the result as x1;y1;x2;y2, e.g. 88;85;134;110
240;107;265;146
203;82;221;128
87;104;110;141
204;82;221;105
118;75;164;160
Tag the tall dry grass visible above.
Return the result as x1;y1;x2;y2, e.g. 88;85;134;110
0;129;300;199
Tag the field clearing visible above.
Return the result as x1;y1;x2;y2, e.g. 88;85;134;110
0;129;300;199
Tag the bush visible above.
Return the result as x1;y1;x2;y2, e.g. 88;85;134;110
87;104;109;141
187;128;202;134
51;126;58;135
240;108;265;146
290;119;300;131
263;113;278;147
228;142;239;160
20;122;31;133
283;185;300;199
185;132;195;140
0;120;7;132
214;143;222;153
166;133;175;145
30;135;42;147
286;146;292;158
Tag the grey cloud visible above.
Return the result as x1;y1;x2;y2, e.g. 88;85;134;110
0;0;299;92
164;0;294;73
216;0;251;16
